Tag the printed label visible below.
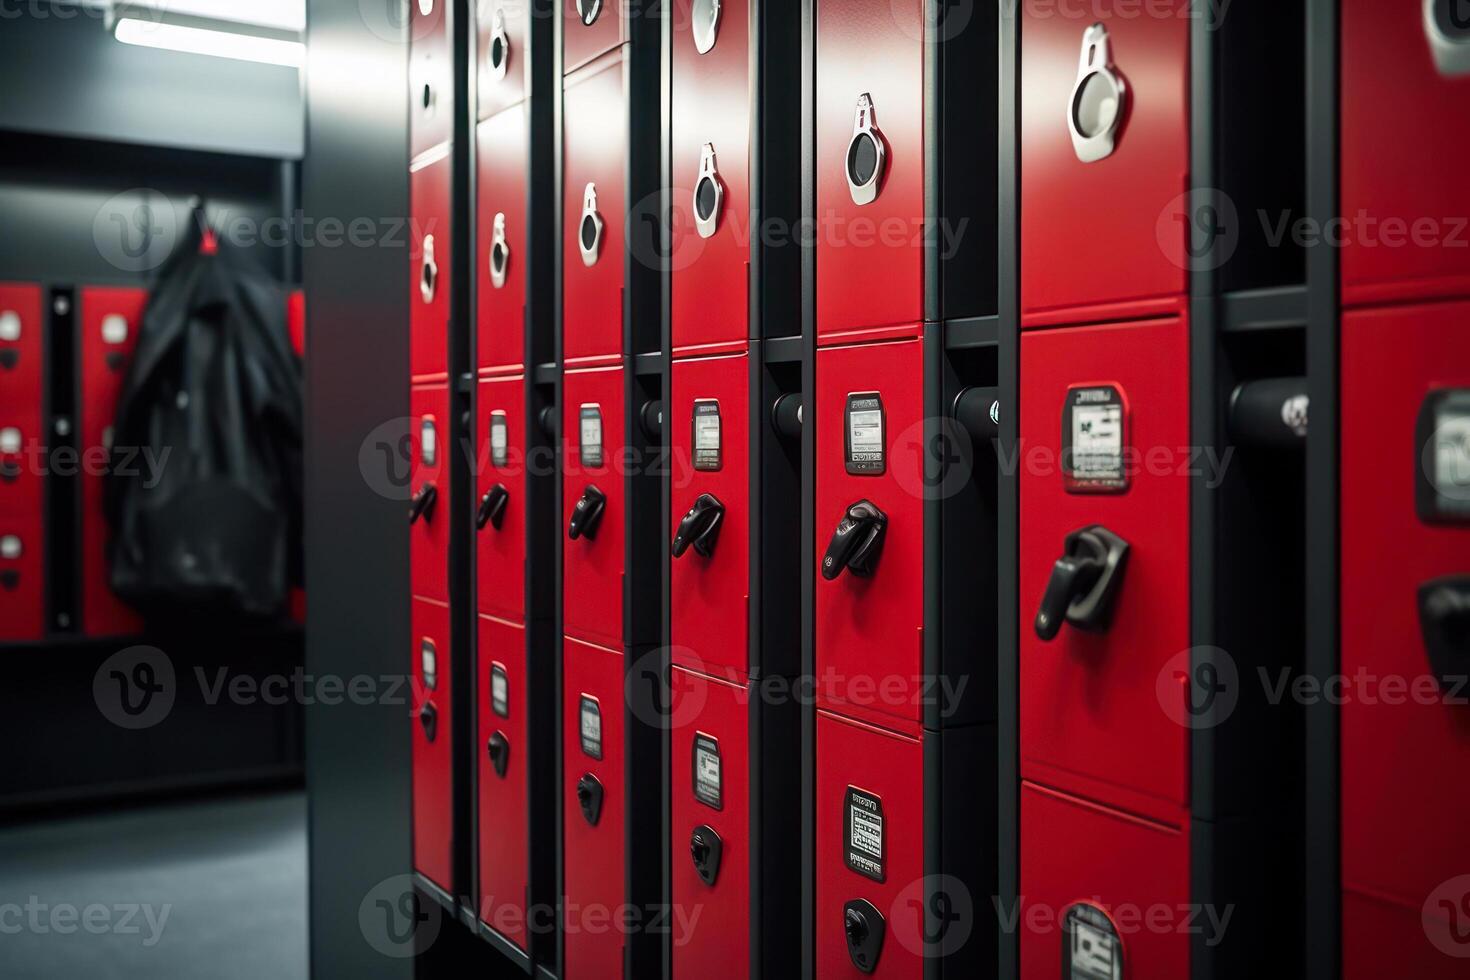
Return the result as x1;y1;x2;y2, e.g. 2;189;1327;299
1064;903;1123;980
845;393;886;476
579;695;603;760
692;733;722;810
1419;389;1470;522
579;404;603;468
491;664;509;717
1062;385;1128;493
490;411;509;468
843;786;885;882
421;419;438;468
692;400;722;472
420;639;437;691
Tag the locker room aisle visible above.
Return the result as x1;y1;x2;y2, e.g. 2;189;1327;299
0;793;307;980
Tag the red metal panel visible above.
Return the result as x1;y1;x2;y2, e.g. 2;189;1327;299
814;339;925;732
563;0;625;75
411;383;450;604
563;365;625;648
477;614;529;952
1341;303;1470;926
1345;889;1470;980
411;153;453;381
1342;1;1470;308
814;710;923;980
1018;319;1191;826
287;289;306;358
669;665;751;980
814;0;924;344
670;0;751;356
412;596;454;891
670;353;749;680
1020;4;1190;327
410;0;452;158
563;52;627;365
563;636;626;977
477;0;530;120
477;107;529;373
476;374;526;621
78;286;147;639
1019;781;1190;980
0;282;45;643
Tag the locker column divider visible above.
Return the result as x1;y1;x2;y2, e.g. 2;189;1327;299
798;0;816;977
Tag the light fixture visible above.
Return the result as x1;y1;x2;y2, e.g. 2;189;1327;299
113;16;304;68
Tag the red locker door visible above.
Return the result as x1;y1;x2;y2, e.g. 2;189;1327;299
1341;0;1470;307
477;107;529;373
412;153;452;381
0;282;45;642
1341;303;1470;979
410;0;452;158
1020;4;1191;327
1019;782;1190;980
670;353;749;680
670;0;751;355
477;614;529;952
1018;320;1191;826
476;375;526;622
563;53;627;364
814;0;924;343
563;637;626;977
815;711;924;980
670;666;751;980
478;0;529;121
411;384;450;604
563;0;624;74
814;339;925;732
413;596;454;892
563;365;625;649
78;287;147;638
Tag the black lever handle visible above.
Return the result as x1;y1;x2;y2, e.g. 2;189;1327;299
418;702;438;742
477;483;510;531
1420;575;1470;692
409;483;437;525
822;500;887;581
568;485;607;541
487;731;510;777
672;493;725;559
1034;525;1130;641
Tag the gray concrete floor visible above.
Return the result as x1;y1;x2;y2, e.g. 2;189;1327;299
0;791;308;980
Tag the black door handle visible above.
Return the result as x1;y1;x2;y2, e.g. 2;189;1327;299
409;483;437;525
477;483;510;531
418;702;438;742
822;500;887;580
568;485;607;540
1034;525;1130;641
576;773;604;826
672;493;725;559
487;732;510;777
1420;575;1470;692
689;825;723;886
843;899;885;974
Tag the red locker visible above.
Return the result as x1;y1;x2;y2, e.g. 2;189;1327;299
1020;5;1191;327
477;614;529;952
814;0;924;344
563;365;625;649
815;710;924;979
410;0;452;158
670;666;752;980
1344;889;1470;980
1018;319;1191;826
814;339;925;731
0;282;45;643
410;384;450;604
670;353;749;680
670;0;751;355
563;637;626;977
413;596;454;891
1342;1;1470;307
476;375;526;622
78;287;147;638
478;0;530;121
1019;782;1190;980
287;288;306;357
1341;302;1470;973
411;153;453;381
563;52;627;364
477;107;529;373
563;0;625;74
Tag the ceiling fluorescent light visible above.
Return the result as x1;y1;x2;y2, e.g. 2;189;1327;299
113;17;304;68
